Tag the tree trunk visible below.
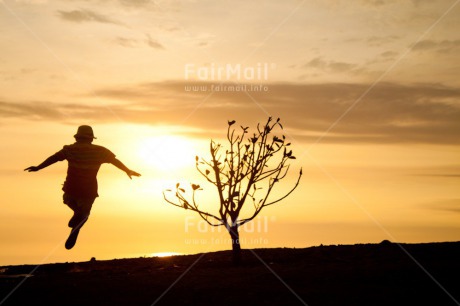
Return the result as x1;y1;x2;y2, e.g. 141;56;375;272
229;225;241;264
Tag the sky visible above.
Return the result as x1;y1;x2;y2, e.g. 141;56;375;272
0;0;459;265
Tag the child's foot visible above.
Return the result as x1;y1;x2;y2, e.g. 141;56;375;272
65;228;80;250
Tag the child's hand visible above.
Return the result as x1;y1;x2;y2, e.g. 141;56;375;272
24;166;39;172
126;170;141;179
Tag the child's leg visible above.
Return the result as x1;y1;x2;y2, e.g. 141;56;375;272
63;193;80;227
63;195;96;250
73;197;95;229
63;194;95;228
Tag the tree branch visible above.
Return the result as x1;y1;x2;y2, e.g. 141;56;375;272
163;190;223;226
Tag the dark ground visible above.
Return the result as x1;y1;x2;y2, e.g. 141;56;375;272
1;241;459;306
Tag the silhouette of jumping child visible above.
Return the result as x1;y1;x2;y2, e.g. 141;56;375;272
25;125;141;249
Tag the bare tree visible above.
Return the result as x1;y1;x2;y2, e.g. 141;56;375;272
163;117;302;263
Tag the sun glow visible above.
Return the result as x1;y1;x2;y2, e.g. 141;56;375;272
151;252;182;258
137;135;196;171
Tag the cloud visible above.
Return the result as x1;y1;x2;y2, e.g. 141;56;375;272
380;51;398;58
118;0;150;7
13;0;48;3
367;35;400;47
182;32;217;48
419;174;460;178
113;37;138;48
423;199;460;214
412;164;460;178
304;57;357;73
57;9;121;25
411;0;435;7
145;34;164;50
112;34;164;49
412;39;460;53
86;81;460;144
359;0;386;6
2;81;460;144
0;101;64;120
365;50;399;66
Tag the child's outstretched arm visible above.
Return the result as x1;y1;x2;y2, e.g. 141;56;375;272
24;154;61;172
111;158;141;179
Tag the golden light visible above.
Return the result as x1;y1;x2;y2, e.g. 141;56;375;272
151;252;182;258
137;135;196;171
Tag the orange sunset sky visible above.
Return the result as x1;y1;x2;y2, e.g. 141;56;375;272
1;0;459;265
